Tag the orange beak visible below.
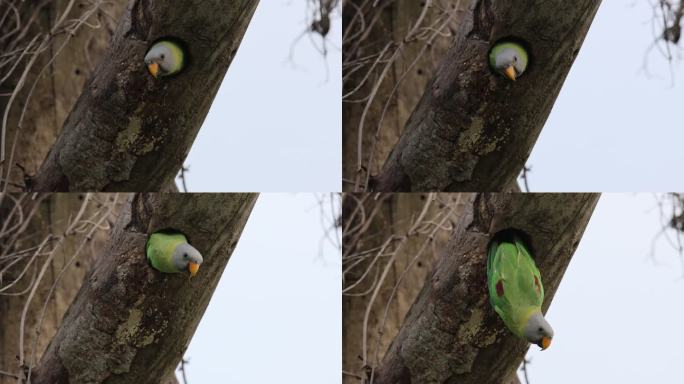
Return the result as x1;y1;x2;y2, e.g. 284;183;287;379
503;65;517;81
188;262;200;277
540;336;552;350
147;62;159;78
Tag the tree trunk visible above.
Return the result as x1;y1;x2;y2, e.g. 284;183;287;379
0;194;124;384
0;1;124;190
369;0;601;191
1;4;127;380
369;193;600;383
342;193;465;383
342;0;469;191
29;193;257;384
28;1;258;192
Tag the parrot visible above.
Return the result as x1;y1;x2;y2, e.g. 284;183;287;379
144;39;185;78
488;41;529;81
487;233;553;350
146;231;203;277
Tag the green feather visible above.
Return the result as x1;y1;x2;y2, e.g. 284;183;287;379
146;232;188;273
487;235;544;337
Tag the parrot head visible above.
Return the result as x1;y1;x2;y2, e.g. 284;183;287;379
489;41;528;81
523;312;554;350
172;242;203;277
144;40;185;78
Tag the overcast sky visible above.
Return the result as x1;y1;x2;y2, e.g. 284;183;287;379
168;1;684;382
526;1;684;192
524;194;684;383
182;193;341;383
180;1;341;192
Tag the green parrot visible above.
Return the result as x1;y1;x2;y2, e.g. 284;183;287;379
146;231;203;277
487;233;553;350
144;40;185;78
488;41;529;81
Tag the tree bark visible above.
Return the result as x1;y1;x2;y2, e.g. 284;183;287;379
342;193;465;384
371;193;600;384
342;0;469;192
30;1;259;192
0;194;123;384
0;1;124;189
0;3;128;382
371;0;601;191
29;193;257;384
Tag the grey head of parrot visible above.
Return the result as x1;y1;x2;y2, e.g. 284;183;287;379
144;40;185;78
489;40;529;82
493;47;526;81
172;242;203;277
523;312;554;350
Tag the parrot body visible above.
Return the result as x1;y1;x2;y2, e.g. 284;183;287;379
489;41;528;81
144;40;185;78
146;232;203;277
487;233;553;349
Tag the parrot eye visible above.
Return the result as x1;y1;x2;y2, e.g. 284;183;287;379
538;327;544;332
161;54;165;59
183;253;188;259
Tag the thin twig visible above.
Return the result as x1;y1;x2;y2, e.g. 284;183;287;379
178;165;189;193
178;358;189;384
520;358;531;384
520;165;532;193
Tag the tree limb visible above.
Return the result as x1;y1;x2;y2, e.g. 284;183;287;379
30;1;259;191
30;193;258;384
371;0;601;191
371;193;600;383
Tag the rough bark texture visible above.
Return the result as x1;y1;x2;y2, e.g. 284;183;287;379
342;0;469;192
372;0;601;191
0;194;123;384
30;0;259;192
0;1;123;189
371;193;600;384
342;194;464;384
30;193;257;384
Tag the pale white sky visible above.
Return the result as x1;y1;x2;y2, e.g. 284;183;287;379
522;2;684;380
169;1;684;382
182;193;341;383
524;194;684;383
525;1;684;192
180;1;341;192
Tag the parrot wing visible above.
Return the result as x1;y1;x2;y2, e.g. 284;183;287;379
487;235;544;336
517;237;544;301
146;232;188;273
